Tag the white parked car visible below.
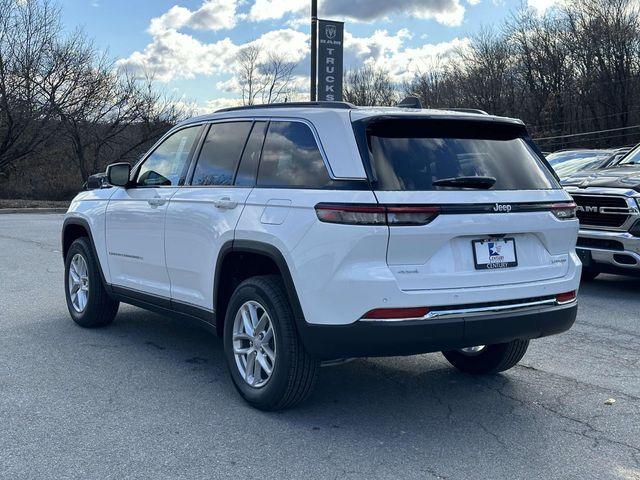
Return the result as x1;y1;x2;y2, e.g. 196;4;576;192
62;101;581;410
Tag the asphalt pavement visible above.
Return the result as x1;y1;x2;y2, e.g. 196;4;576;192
1;214;639;479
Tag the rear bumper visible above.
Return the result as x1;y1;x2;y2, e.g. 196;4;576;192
299;302;577;360
577;228;640;275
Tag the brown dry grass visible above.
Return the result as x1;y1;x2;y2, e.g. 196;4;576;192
0;199;70;209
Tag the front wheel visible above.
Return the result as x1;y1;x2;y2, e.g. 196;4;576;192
442;339;529;374
223;275;319;410
64;237;119;328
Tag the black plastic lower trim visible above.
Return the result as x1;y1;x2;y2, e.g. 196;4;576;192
299;304;577;360
110;285;217;332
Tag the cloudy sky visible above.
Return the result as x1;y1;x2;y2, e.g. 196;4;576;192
60;0;558;111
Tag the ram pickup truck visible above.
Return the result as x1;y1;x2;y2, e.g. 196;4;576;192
563;143;640;280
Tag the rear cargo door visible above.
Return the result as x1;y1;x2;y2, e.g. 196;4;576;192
362;117;577;291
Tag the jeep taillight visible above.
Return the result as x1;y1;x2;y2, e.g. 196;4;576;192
314;204;387;225
386;206;441;225
315;203;440;226
550;201;577;220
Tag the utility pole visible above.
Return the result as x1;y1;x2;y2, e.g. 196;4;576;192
310;0;318;101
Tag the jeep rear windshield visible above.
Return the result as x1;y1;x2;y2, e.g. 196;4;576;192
360;118;558;191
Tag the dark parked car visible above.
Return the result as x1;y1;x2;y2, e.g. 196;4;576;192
547;149;614;179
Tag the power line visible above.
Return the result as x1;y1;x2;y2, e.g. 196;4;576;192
529;107;640;131
539;131;640;146
534;124;640;141
537;130;640;147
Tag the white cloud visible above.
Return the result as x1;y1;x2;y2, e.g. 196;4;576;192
249;0;466;27
527;0;561;13
149;0;238;35
246;29;309;62
118;0;470;110
249;0;464;26
118;27;308;83
118;30;239;81
345;29;468;82
203;97;244;112
248;0;303;21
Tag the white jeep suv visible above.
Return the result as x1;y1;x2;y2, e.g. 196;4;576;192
62;101;581;410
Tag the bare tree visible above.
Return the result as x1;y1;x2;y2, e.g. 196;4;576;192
236;44;298;105
451;27;516;116
236;45;262;106
343;64;398;106
562;0;640;144
259;52;296;104
0;0;65;174
0;0;190;188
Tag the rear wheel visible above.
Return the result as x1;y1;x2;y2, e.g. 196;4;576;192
581;268;600;282
223;275;319;410
64;237;119;328
442;339;529;374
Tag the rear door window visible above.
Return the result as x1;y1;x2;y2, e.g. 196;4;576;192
235;122;267;187
192;121;253;186
364;119;558;191
257;121;333;188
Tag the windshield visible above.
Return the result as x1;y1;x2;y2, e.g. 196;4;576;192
546;150;610;166
363;119;558;191
618;146;640;165
553;155;609;178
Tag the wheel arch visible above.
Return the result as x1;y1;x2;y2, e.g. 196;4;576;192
62;217;110;290
214;240;307;339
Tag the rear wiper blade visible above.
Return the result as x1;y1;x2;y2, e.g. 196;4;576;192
432;176;496;189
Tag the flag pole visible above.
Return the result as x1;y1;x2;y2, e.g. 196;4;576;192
310;0;318;101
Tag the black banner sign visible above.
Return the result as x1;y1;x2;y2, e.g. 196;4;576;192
317;19;344;101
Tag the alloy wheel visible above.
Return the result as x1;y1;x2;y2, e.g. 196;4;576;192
232;300;276;388
68;253;89;313
459;345;486;355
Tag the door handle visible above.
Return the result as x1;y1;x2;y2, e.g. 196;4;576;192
148;198;167;207
213;196;238;210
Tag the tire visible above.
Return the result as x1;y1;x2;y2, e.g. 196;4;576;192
581;268;600;282
64;237;119;328
442;339;529;374
223;275;319;411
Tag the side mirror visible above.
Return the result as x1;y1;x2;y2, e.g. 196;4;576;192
86;173;108;190
106;162;131;187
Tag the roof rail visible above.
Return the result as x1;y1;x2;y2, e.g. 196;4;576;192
215;101;356;113
443;108;489;115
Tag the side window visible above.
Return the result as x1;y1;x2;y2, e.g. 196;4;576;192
136;126;200;187
235;122;267;187
192;122;253;186
257;121;333;188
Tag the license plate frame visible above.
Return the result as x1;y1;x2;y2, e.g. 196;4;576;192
472;237;518;270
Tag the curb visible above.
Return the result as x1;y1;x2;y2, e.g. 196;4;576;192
0;208;68;214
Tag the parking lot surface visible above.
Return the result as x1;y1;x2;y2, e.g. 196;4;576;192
1;214;639;479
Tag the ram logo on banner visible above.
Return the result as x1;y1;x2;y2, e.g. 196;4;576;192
317;19;344;101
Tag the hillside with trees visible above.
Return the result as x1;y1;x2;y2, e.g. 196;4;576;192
2;0;640;201
0;0;188;200
345;0;640;152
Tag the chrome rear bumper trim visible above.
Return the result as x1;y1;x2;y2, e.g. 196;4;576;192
360;297;575;323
